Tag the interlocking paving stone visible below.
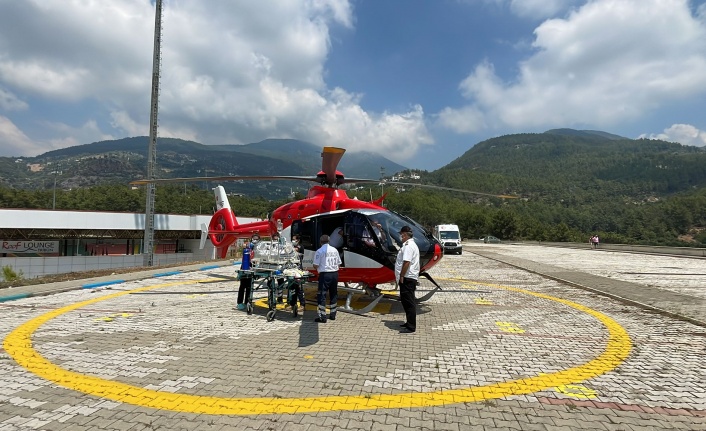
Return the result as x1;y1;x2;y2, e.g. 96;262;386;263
1;244;705;430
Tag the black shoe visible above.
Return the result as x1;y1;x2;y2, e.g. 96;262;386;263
399;327;415;333
329;315;336;320
314;317;327;323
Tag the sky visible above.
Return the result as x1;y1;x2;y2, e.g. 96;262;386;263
1;0;706;170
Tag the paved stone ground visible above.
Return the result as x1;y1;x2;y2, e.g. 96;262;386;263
0;245;705;430
472;242;706;325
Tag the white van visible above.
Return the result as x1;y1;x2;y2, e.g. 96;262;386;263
434;224;462;255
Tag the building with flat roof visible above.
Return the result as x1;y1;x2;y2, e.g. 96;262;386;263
0;209;260;278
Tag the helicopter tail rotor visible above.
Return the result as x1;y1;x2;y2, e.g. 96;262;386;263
209;208;238;258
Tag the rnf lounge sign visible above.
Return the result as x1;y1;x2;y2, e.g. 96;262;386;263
2;241;60;254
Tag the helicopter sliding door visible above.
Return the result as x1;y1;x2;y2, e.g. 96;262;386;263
290;218;315;269
290;212;348;267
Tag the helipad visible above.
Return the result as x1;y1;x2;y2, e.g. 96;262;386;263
1;245;704;430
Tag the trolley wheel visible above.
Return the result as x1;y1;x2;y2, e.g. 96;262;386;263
246;303;253;315
266;310;276;322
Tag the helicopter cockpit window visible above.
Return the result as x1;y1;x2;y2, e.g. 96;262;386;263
356;209;432;253
343;212;384;252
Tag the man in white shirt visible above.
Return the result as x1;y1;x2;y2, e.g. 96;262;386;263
313;234;342;323
395;225;420;333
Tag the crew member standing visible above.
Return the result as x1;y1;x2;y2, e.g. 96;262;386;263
237;234;259;310
395;225;420;333
312;234;341;323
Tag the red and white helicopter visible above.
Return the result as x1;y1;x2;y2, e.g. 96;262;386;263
132;147;513;311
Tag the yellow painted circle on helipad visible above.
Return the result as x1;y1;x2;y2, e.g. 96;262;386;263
3;279;632;415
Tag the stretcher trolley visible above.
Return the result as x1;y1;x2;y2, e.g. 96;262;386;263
239;237;312;321
238;265;313;321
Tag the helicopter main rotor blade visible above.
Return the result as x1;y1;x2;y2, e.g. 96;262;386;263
384;181;519;199
336;177;381;185
130;175;318;186
321;146;345;185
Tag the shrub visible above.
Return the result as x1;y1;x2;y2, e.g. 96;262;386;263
2;266;23;282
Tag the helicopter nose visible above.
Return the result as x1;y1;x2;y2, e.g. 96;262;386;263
433;242;442;262
421;241;443;271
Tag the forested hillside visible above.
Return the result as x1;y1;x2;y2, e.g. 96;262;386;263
1;131;705;246
0;137;405;199
407;131;706;245
0;184;278;220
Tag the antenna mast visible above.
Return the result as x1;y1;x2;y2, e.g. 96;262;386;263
143;0;163;266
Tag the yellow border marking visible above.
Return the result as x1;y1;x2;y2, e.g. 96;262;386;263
555;384;598;399
3;278;632;415
95;312;133;322
495;321;525;334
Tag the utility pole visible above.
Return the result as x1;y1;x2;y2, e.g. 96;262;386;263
52;162;60;210
142;0;163;267
52;175;57;210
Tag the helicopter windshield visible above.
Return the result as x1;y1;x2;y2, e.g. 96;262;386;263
356;209;433;253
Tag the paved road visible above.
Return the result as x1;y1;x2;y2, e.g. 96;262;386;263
1;245;704;430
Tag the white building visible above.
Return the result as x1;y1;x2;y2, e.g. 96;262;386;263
0;209;259;279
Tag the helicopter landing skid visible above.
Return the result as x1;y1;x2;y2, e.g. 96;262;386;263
416;271;443;304
416;286;442;303
337;283;384;315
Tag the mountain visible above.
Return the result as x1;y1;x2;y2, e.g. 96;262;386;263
372;128;706;246
431;130;706;200
0;137;406;199
3;128;705;245
223;138;394;180
544;128;626;140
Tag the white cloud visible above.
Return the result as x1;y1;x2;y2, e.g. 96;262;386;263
0;118;118;157
0;116;45;156
439;0;706;134
436;106;486;133
0;87;28;111
0;0;431;162
639;124;706;147
43;120;116;150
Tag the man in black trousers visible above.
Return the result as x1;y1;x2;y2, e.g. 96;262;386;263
395;226;420;333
